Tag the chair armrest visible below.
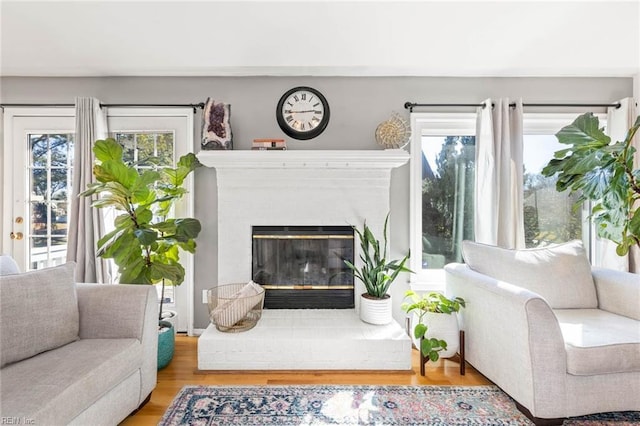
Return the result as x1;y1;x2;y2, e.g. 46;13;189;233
76;283;158;402
445;263;567;418
76;283;158;340
592;267;640;321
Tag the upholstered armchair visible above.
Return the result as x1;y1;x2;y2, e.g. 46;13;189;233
445;240;640;425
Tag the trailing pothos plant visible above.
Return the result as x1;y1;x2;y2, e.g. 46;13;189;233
80;138;202;321
541;113;640;256
344;213;413;299
401;291;466;362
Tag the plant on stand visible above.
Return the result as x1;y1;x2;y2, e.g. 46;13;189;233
402;291;465;362
80;138;202;369
344;213;413;325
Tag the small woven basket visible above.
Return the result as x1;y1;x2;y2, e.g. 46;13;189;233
207;283;265;332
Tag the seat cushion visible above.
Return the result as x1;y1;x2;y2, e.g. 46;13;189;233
0;338;142;424
554;309;640;375
461;240;597;309
0;262;80;367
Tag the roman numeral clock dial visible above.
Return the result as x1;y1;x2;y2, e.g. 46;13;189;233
276;86;330;140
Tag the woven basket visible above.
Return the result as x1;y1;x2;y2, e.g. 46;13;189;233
207;283;265;332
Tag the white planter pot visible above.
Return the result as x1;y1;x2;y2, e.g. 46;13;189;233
415;312;460;358
359;294;393;325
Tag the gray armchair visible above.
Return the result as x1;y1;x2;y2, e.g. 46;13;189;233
445;240;640;424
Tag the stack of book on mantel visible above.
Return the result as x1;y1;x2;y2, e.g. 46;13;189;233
252;138;287;150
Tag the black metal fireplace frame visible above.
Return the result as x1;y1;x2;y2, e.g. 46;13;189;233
252;225;355;309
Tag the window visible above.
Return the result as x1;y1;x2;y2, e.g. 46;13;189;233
410;113;476;289
410;112;598;290
522;114;593;249
28;133;74;269
420;135;475;268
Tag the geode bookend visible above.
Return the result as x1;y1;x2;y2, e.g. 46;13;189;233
202;98;232;150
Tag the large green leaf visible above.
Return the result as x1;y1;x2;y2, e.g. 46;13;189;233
149;262;185;285
94;138;123;163
174;218;202;240
134;228;158;246
163;153;202;187
131;170;161;204
555;112;610;147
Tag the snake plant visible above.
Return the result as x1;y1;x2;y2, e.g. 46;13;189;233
344;214;412;299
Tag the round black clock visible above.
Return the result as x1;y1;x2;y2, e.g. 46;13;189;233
276;86;330;140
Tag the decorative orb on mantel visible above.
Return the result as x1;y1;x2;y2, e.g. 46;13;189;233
375;112;411;149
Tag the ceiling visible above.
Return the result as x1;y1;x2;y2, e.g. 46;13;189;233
1;0;639;77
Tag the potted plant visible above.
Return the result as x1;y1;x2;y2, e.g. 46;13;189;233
80;138;202;369
542;112;640;255
402;291;465;362
344;213;412;325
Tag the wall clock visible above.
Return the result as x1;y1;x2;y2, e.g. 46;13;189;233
276;86;330;140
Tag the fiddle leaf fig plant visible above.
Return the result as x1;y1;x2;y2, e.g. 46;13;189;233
344;213;413;299
80;138;202;320
541;113;640;255
402;291;466;362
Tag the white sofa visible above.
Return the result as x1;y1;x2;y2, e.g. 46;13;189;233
0;259;158;425
445;240;640;424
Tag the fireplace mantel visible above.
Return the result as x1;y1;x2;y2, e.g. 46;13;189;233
197;149;409;170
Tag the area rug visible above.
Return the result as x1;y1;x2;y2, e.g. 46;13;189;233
159;385;640;425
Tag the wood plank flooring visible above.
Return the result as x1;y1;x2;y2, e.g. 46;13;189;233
122;334;492;425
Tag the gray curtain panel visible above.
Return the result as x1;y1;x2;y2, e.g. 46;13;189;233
474;98;525;249
67;97;109;283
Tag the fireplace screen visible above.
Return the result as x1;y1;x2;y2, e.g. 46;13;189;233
252;226;354;309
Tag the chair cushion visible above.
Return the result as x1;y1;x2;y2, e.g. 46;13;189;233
554;309;640;375
461;240;597;309
0;262;79;367
0;338;141;424
0;255;20;275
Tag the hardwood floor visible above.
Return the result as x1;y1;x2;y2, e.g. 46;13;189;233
122;334;492;425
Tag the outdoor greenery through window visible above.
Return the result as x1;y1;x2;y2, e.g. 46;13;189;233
115;131;174;168
523;134;584;248
28;133;74;270
421;136;475;268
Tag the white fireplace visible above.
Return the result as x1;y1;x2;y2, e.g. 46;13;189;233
196;149;412;370
197;149;410;311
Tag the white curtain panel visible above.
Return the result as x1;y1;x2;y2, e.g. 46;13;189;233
594;98;638;272
67;97;109;283
475;98;525;249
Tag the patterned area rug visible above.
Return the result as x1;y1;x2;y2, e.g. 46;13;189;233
159;385;640;425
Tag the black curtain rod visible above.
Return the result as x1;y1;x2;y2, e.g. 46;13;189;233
404;101;621;112
0;102;206;113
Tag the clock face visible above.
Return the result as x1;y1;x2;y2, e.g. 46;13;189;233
276;87;330;140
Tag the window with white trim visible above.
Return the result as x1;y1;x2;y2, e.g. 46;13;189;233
410;112;598;290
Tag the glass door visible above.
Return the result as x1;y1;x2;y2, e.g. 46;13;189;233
3;109;76;271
